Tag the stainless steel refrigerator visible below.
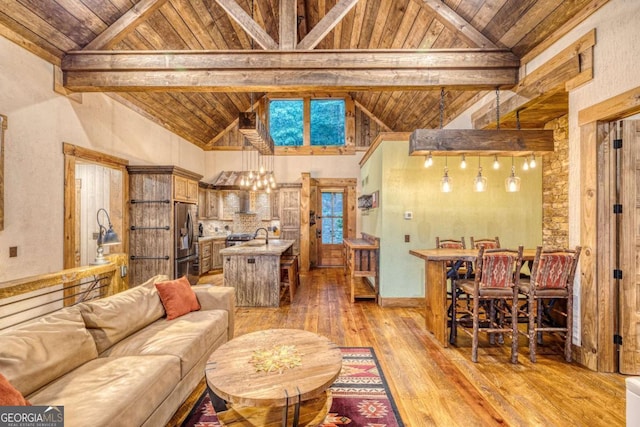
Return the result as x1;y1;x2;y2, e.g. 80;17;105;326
174;202;199;285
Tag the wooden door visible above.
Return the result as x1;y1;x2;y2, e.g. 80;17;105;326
279;187;300;255
619;120;640;374
309;180;318;268
317;190;345;266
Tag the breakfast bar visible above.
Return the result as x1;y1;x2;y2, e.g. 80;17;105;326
220;239;294;307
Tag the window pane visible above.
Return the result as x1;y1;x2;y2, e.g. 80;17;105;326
310;100;345;146
321;192;343;244
269;100;303;146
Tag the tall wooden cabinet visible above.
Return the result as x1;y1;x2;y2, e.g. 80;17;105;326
127;166;202;285
278;184;301;255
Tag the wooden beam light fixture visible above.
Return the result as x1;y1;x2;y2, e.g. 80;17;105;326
238;111;274;155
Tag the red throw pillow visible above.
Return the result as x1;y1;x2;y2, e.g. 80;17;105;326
155;276;201;320
0;373;30;406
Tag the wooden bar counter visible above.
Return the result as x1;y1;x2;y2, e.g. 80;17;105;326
410;248;536;347
220;239;294;307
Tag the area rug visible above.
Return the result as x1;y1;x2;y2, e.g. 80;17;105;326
181;347;404;426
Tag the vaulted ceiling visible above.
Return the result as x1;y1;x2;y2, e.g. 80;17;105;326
0;0;608;150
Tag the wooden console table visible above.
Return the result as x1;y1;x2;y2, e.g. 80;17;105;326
343;233;379;303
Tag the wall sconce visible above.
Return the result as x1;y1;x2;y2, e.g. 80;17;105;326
474;157;487;192
91;208;121;265
505;156;521;192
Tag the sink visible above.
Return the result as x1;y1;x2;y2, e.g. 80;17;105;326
244;239;267;246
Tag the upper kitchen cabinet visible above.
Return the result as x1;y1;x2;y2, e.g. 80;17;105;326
174;174;198;203
198;183;219;219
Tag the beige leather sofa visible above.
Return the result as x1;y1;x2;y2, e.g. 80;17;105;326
0;275;234;427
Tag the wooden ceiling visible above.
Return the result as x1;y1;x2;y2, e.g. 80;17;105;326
0;0;608;150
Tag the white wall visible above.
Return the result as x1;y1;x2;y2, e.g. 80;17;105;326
0;36;204;281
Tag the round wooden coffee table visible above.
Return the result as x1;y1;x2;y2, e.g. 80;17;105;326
205;328;343;426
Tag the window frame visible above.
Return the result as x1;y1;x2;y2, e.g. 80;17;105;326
267;93;356;156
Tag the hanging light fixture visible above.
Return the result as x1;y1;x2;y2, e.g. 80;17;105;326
505;156;521;192
474;157;487;192
460;154;467;169
492;155;500;170
441;156;452;193
424;151;433;168
529;153;536;168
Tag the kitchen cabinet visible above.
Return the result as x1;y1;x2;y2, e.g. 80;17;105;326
198;237;225;274
127;166;203;286
199;239;213;274
198;184;219;219
174;175;198;203
212;239;225;269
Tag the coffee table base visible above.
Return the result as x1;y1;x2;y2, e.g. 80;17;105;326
215;390;332;427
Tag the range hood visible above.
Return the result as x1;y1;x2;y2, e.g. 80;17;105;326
236;191;254;215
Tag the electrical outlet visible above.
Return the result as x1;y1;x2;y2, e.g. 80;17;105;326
404;235;410;243
9;246;18;257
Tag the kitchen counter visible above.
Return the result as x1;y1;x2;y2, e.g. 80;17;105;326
197;234;227;242
219;239;294;256
221;240;295;307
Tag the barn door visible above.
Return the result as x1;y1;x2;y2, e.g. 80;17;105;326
619;120;640;374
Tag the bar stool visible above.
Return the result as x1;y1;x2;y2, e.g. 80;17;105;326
280;255;299;302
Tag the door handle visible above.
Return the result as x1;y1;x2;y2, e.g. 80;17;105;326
316;229;321;238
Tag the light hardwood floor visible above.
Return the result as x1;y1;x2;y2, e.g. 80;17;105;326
196;268;626;426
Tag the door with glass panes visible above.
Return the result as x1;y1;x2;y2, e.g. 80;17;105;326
317;190;344;266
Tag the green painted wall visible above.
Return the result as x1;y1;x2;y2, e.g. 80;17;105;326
360;140;543;299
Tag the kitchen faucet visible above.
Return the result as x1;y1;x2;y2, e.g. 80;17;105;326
254;227;269;244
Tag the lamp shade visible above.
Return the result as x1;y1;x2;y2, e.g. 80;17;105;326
101;226;120;245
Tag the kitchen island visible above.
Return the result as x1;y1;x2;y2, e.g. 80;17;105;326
219;239;294;307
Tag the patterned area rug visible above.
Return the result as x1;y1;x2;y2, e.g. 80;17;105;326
181;347;404;427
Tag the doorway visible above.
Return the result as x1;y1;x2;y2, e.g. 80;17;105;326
317;190;344;266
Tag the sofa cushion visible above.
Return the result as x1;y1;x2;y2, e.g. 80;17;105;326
78;275;168;353
102;310;228;378
155;276;200;320
27;355;180;427
0;306;98;396
0;373;30;406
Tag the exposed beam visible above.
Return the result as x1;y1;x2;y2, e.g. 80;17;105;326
280;0;297;50
215;0;278;50
353;100;392;132
409;129;555;156
61;49;519;92
297;0;360;50
472;30;596;129
83;0;169;50
417;0;498;49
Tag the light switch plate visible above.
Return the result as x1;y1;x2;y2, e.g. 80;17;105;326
404;211;413;220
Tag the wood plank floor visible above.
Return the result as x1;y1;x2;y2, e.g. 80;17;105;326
197;268;626;426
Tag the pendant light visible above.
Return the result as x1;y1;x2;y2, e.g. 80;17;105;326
492;155;500;170
505;156;521;192
529;154;536;168
460;154;467;169
474;157;487;192
441;156;452;193
424;151;433;168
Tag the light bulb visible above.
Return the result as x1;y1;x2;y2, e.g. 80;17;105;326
505;166;521;192
252;183;257;191
523;159;529;171
460;155;467;169
474;167;486;192
240;177;246;186
271;181;276;189
493;155;500;170
441;168;452;193
249;171;254;179
424;152;433;168
259;164;265;175
529;155;536;168
266;186;271;194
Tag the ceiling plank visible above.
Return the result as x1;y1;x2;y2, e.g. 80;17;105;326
353;100;392;131
297;0;360;50
214;0;278;50
409;129;555;156
417;0;498;48
61;49;519;92
83;0;169;50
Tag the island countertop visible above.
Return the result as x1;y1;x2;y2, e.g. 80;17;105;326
219;239;294;256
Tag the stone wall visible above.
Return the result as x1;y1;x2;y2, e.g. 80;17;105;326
542;115;569;248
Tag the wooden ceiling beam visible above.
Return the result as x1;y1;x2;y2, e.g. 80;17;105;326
279;0;297;50
409;129;555;156
214;0;278;50
83;0;169;50
417;0;498;49
297;0;360;50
